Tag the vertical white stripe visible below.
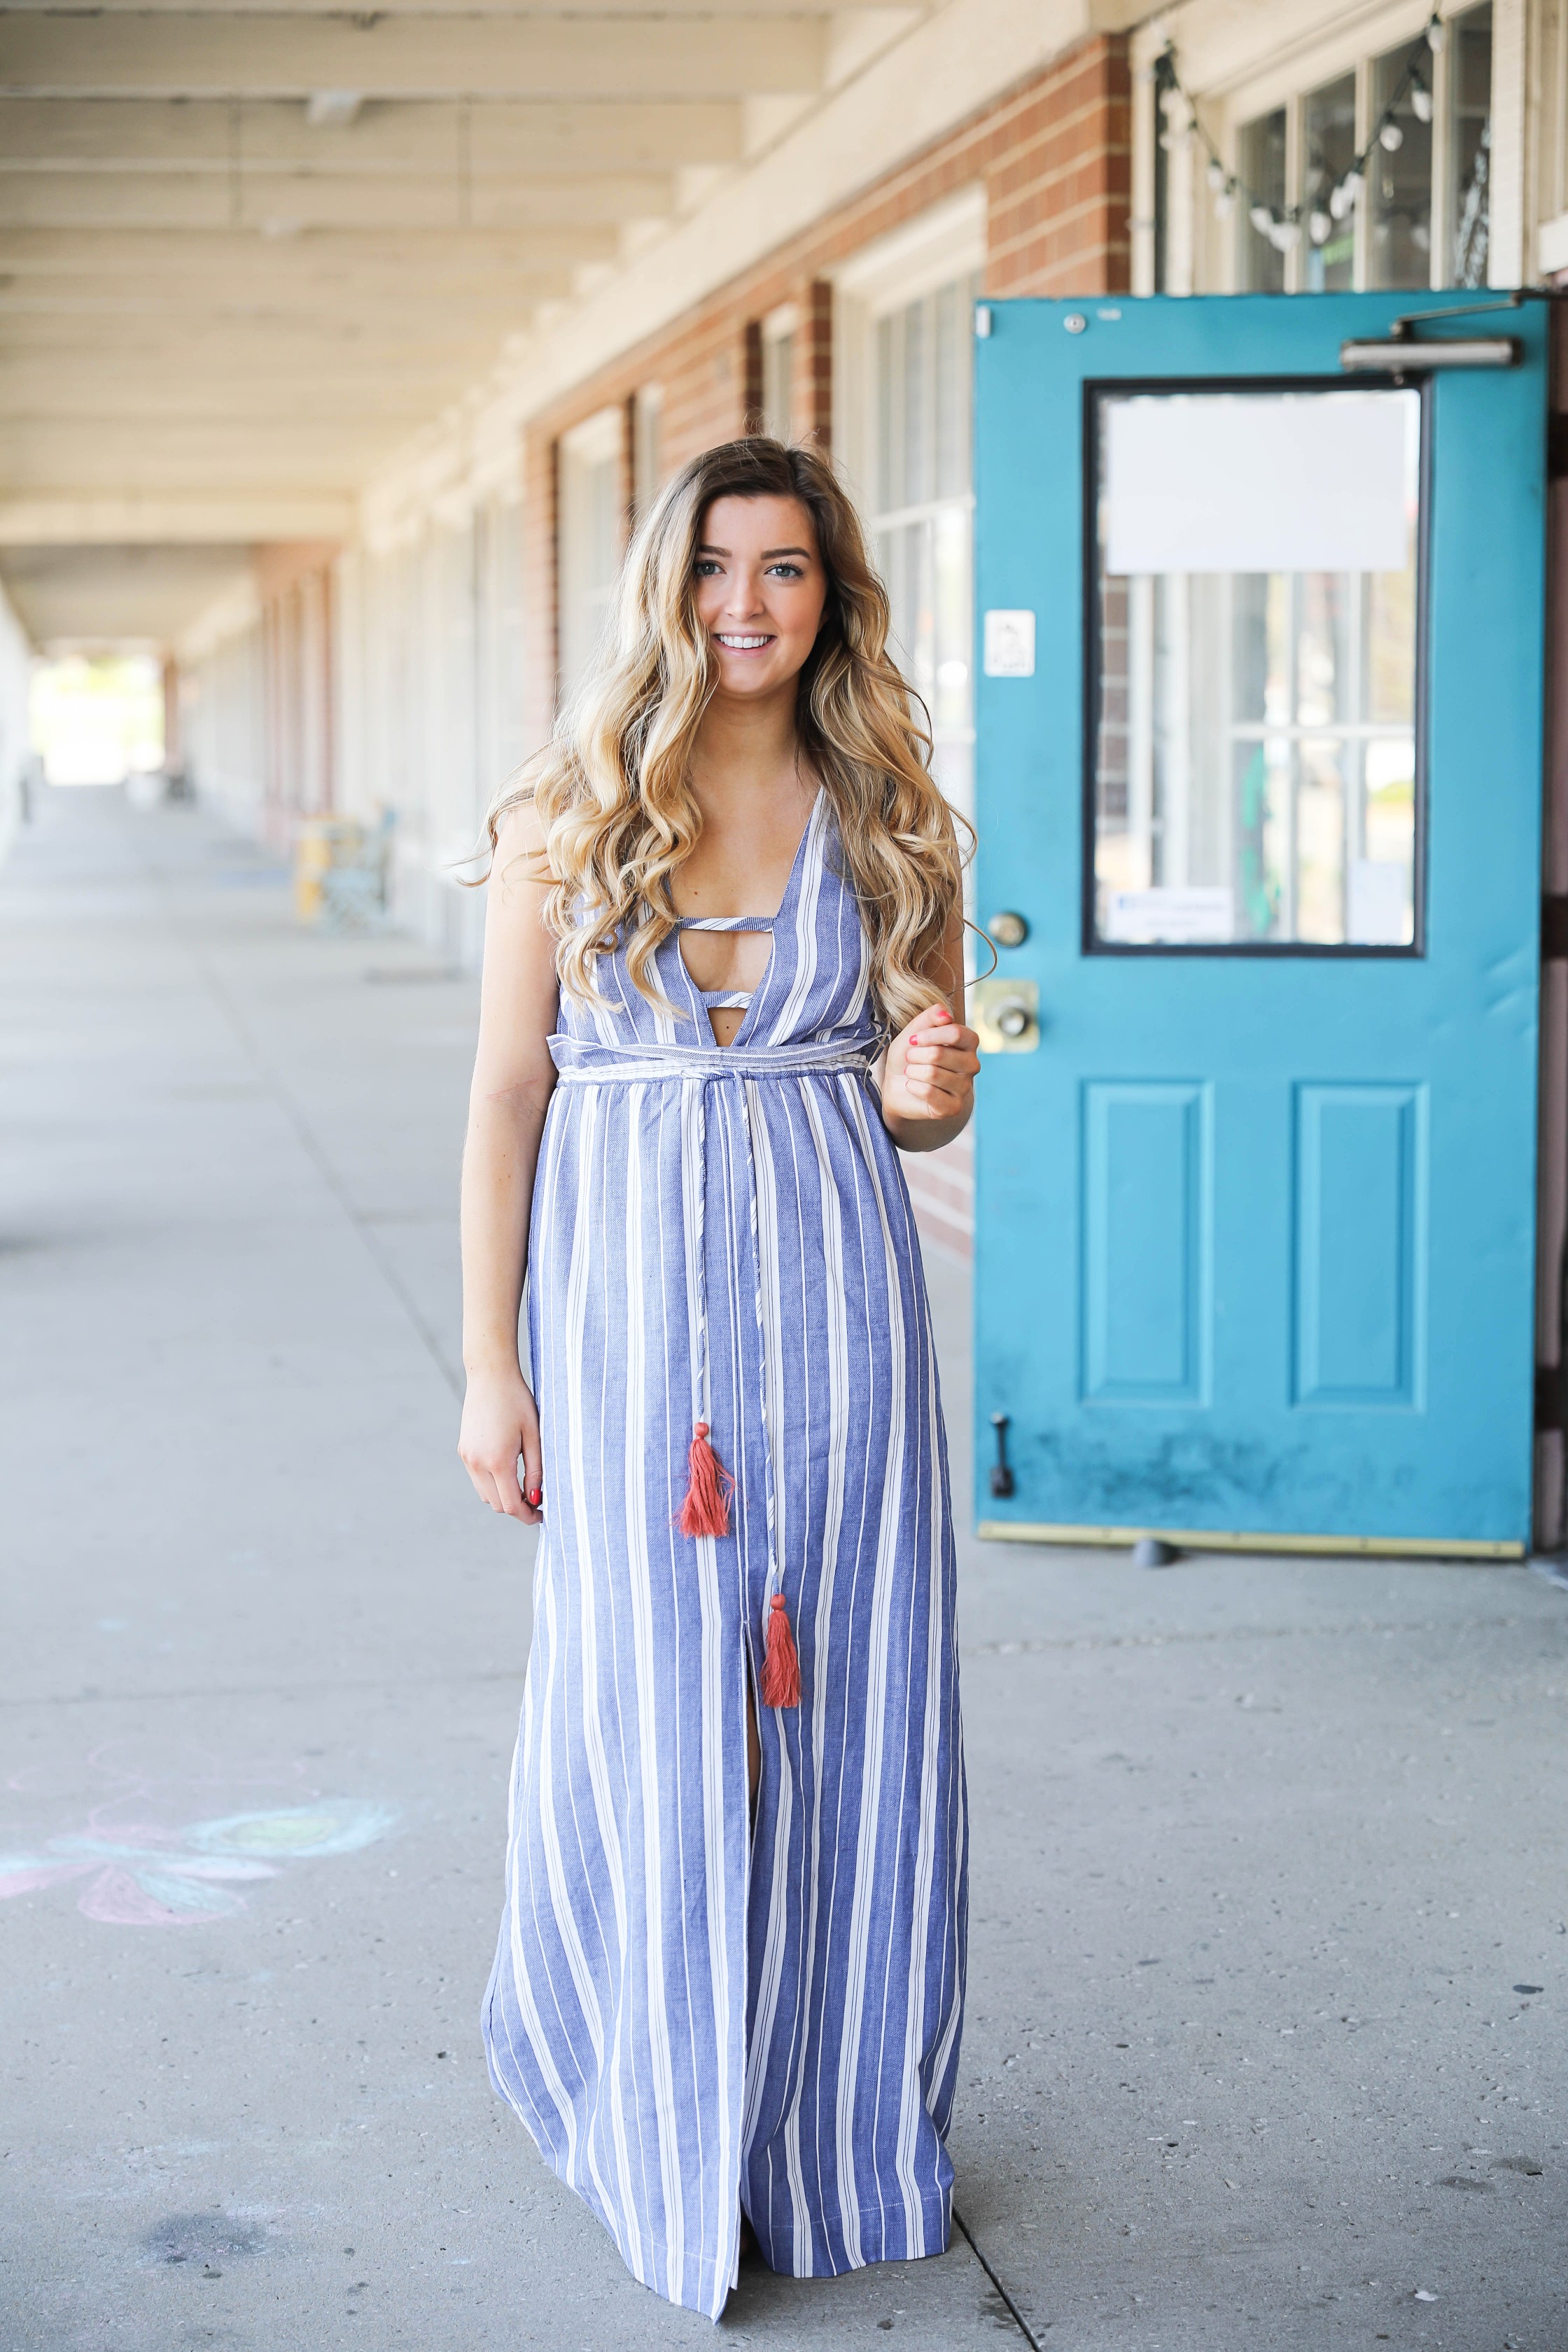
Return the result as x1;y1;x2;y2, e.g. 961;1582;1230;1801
738;1092;797;2164
893;1270;947;2249
776;1074;854;2268
558;1088;645;2264
831;1081;910;2265
622;1088;687;2301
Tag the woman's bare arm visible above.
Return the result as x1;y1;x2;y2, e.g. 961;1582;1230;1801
878;909;981;1154
458;800;561;1525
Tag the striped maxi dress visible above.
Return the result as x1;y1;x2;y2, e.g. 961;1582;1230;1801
482;790;968;2320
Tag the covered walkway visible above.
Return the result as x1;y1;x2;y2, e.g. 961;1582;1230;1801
4;780;1565;2349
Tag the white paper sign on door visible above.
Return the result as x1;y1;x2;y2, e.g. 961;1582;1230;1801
983;609;1036;676
1104;390;1415;577
1102;886;1235;944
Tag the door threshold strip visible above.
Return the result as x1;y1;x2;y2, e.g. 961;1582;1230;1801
976;1520;1523;1560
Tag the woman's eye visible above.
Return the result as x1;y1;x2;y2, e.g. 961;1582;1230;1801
768;563;804;580
693;559;721;578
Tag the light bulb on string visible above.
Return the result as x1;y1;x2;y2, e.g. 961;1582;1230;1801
1214;186;1236;219
1329;183;1350;220
1379;118;1404;150
1343;167;1365;198
1427;15;1447;53
1310;209;1331;244
1249;202;1274;235
1411;83;1434;123
1270;218;1301;252
1206;158;1226;192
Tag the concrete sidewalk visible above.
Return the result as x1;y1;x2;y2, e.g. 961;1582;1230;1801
3;785;1565;2352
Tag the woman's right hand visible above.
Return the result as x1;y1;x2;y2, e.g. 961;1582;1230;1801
458;1367;544;1526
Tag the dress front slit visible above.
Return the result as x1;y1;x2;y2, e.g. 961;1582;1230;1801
482;792;968;2319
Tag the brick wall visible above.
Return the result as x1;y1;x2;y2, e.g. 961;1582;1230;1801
517;29;1131;1259
520;29;1130;722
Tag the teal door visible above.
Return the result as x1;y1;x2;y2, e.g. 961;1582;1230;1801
972;291;1548;1556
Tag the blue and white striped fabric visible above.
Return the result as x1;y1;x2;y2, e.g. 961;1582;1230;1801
482;791;968;2320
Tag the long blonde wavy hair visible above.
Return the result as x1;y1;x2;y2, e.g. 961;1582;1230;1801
482;435;970;1032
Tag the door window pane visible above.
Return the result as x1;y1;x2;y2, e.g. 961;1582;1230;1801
1304;75;1356;291
1367;43;1434;288
1090;387;1422;952
1238;108;1287;291
1449;4;1493;287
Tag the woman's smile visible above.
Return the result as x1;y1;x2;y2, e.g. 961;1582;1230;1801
713;631;776;652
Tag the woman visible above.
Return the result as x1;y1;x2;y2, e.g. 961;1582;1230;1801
459;436;978;2321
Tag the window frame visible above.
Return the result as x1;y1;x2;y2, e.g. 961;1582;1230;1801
556;404;626;704
829;188;986;830
1079;370;1434;962
1133;0;1497;298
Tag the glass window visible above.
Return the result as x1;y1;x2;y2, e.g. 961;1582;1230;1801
1089;386;1422;953
871;272;978;819
1449;4;1493;288
762;330;794;442
1367;43;1434;288
558;420;624;701
633;387;663;521
1303;74;1356;291
1238;108;1287;291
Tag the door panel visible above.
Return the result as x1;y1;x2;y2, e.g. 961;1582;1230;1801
1082;1082;1211;1405
1292;1082;1426;1409
973;292;1548;1553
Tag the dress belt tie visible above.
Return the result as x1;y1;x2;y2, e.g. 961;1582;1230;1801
547;1031;878;1709
549;1035;875;1085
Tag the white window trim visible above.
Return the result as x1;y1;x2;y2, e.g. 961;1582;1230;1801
561;405;624;465
830;185;986;514
1135;0;1515;297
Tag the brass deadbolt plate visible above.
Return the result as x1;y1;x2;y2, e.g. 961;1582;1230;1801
972;976;1040;1054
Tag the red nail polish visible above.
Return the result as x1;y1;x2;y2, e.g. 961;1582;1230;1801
526;1486;543;1508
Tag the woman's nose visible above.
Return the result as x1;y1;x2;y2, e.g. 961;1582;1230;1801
724;569;766;617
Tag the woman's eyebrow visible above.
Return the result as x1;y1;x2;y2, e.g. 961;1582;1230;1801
694;542;812;560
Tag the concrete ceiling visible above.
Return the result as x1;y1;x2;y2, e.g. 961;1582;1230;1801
0;0;930;645
0;540;253;647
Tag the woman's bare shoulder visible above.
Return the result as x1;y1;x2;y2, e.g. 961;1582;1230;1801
491;764;552;882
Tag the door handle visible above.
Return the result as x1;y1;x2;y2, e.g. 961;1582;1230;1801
971;976;1040;1053
988;1412;1015;1499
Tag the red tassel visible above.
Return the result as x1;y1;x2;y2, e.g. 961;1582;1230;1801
678;1420;734;1539
759;1592;801;1709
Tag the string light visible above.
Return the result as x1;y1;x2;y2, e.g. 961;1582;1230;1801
1158;12;1446;257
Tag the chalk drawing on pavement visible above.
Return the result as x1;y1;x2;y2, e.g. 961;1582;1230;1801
0;1800;397;1926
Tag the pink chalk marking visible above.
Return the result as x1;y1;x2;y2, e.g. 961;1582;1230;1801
0;1863;92;1898
77;1866;225;1928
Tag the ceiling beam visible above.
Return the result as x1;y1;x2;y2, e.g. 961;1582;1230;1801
0;223;615;272
0;302;554;340
0;0;876;13
0;14;827;101
0;496;358;545
5;419;426;480
0;366;489;416
0;96;746;171
0;170;673;232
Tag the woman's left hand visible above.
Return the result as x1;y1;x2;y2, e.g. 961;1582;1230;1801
881;1001;981;1137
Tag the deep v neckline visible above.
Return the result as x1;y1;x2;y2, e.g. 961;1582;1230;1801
673;790;822;1051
